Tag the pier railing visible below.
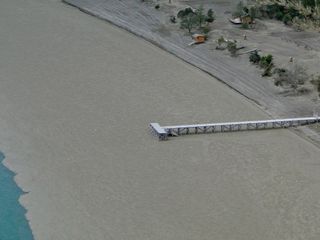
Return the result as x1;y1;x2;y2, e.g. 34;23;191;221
150;116;320;141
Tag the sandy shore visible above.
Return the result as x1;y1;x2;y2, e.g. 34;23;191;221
1;0;320;239
63;0;320;120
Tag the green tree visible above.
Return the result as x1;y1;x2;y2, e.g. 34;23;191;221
195;6;206;28
180;13;197;33
282;13;292;25
206;9;215;23
233;1;245;17
302;0;320;7
177;7;194;19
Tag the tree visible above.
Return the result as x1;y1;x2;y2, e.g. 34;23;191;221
180;13;197;33
302;0;320;7
233;1;245;17
206;9;215;23
177;7;194;19
282;13;293;24
195;6;206;28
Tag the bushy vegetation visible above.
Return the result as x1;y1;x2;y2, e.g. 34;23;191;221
201;25;212;34
206;9;215;23
250;0;320;30
248;49;314;94
248;51;274;76
233;1;258;20
178;6;215;34
231;1;256;28
257;3;298;25
249;50;261;64
273;65;308;91
241;22;250;29
194;6;206;28
180;13;197;33
260;54;274;77
282;14;293;25
233;1;247;18
311;75;320;95
301;0;320;7
217;36;226;46
227;41;238;56
177;7;194;19
260;54;273;69
170;15;176;23
216;36;228;50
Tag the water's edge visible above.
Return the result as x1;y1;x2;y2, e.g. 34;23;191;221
0;152;34;240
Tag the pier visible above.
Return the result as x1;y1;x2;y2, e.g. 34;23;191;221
150;116;320;140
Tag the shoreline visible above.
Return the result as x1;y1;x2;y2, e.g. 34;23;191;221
0;153;34;239
62;0;270;114
62;0;320;146
1;0;320;239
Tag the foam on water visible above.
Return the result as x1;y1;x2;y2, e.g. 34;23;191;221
0;152;34;240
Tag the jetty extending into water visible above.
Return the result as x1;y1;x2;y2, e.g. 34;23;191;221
150;116;320;140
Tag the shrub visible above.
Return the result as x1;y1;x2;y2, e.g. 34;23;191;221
294;66;307;86
302;0;319;8
206;9;215;23
260;54;273;69
274;65;308;90
227;41;238;56
170;15;176;23
297;86;312;95
249;51;261;64
177;8;194;19
155;4;160;9
216;36;227;50
243;6;249;14
283;14;293;25
274;68;289;86
262;64;273;77
217;36;225;46
311;75;320;95
275;11;284;21
233;1;245;18
266;4;282;18
201;25;211;34
287;7;300;19
249;6;261;19
241;22;249;29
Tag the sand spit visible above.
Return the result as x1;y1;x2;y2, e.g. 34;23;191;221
1;0;320;239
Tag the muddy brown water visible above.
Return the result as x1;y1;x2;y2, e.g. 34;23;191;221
1;0;320;239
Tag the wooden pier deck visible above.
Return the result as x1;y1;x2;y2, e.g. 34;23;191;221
150;116;320;140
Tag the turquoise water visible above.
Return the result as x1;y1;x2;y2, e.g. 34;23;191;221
0;152;34;240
